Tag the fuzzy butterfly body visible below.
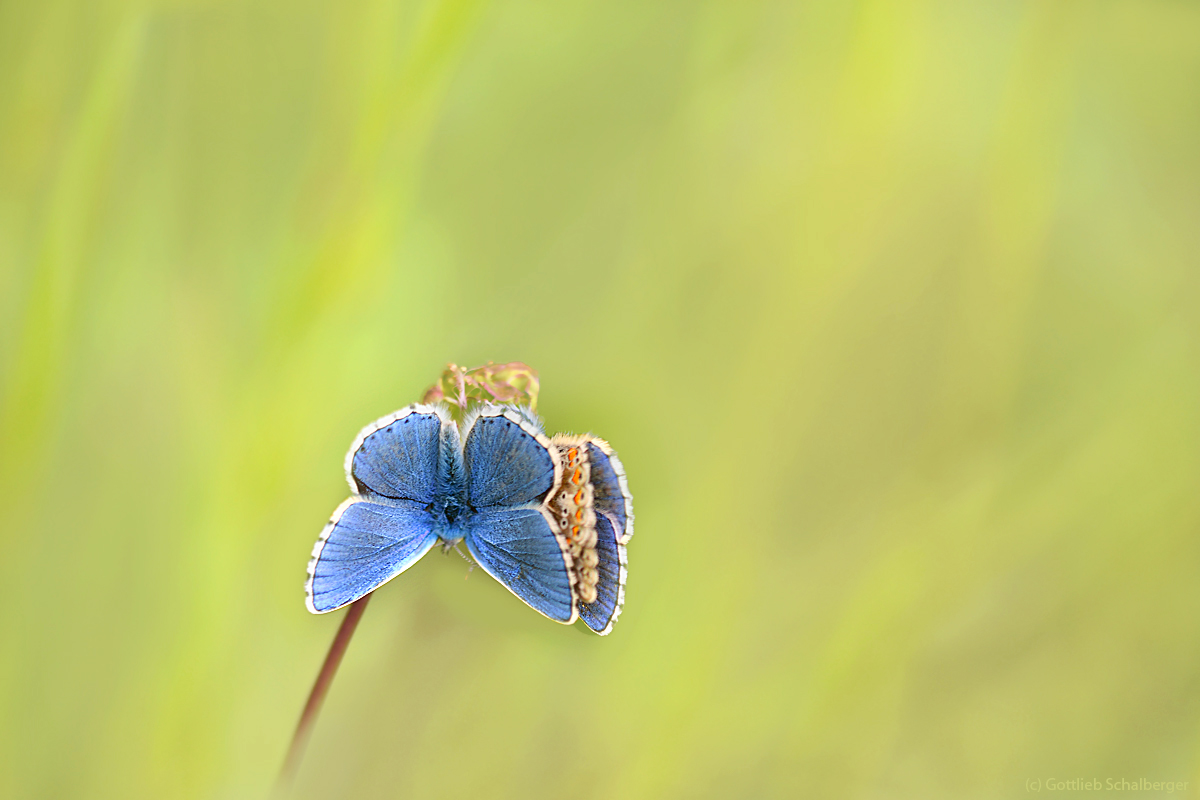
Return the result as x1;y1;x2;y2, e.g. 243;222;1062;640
307;403;632;634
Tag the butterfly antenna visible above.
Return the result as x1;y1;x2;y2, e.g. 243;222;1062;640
452;542;476;579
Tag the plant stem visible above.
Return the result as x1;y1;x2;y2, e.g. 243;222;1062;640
279;593;373;786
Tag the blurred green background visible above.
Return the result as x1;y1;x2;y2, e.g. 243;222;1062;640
3;1;1200;798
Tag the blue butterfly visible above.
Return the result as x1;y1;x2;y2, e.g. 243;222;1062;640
306;403;633;634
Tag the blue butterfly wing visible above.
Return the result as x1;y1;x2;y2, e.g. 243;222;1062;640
463;408;558;507
460;407;573;621
347;405;445;502
585;439;633;543
577;514;627;634
307;498;438;613
464;507;576;623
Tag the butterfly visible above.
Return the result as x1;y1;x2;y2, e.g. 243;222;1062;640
306;403;633;634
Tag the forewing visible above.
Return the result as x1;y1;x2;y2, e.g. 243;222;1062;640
464;507;577;623
306;498;438;613
586;439;634;543
577;514;628;634
463;407;559;508
345;404;447;503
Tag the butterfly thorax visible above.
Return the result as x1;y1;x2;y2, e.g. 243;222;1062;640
431;433;470;540
436;494;469;528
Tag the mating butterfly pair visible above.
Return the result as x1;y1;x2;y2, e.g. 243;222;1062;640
305;404;633;634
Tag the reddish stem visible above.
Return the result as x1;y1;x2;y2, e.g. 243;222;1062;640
279;593;373;786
